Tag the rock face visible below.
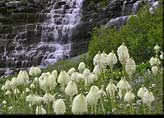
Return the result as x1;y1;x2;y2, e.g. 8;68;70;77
81;0;146;33
82;0;159;29
0;0;48;71
0;0;158;77
0;0;88;77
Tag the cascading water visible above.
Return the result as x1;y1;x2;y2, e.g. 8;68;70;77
39;0;84;66
1;0;84;76
105;0;159;29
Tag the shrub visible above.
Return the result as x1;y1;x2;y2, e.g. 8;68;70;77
85;1;163;69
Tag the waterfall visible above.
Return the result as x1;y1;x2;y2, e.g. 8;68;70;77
2;0;84;70
38;0;84;66
105;0;159;29
131;0;142;14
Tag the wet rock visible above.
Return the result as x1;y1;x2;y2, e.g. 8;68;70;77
5;1;22;8
105;16;129;29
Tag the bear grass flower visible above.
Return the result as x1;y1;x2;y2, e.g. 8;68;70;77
149;7;154;14
8;106;13;110
4;80;12;90
84;73;98;87
106;50;117;67
65;80;78;98
86;86;100;114
142;90;155;106
78;62;86;73
51;70;58;79
125;57;136;77
154;44;160;53
86;86;99;106
70;72;79;82
17;70;30;86
83;68;91;77
136;100;142;105
117;77;131;99
48;74;57;89
149;57;161;66
29;66;41;76
10;77;18;89
77;73;85;83
39;73;57;92
93;51;102;66
1;85;5;91
151;84;156;88
117;42;130;65
97;85;107;99
137;85;148;99
151;66;158;75
34;77;39;82
70;72;85;85
30;83;35;89
57;70;71;90
21;70;30;84
93;64;101;75
67;68;76;76
5;90;12;95
100;51;108;66
2;100;7;105
106;79;117;97
93;51;107;70
29;67;35;76
13;88;20;95
52;99;66;114
25;88;30;93
26;94;43;105
43;92;55;104
160;51;163;60
124;90;135;103
89;73;98;81
117;77;131;92
72;93;88;114
33;95;43;105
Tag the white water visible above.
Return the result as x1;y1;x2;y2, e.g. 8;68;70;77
4;0;84;68
105;0;159;28
0;0;85;77
131;0;142;14
39;0;84;66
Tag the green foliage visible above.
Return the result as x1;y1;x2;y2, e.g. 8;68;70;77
98;1;107;8
42;58;80;73
85;0;107;4
85;1;163;69
21;0;28;5
136;62;151;73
